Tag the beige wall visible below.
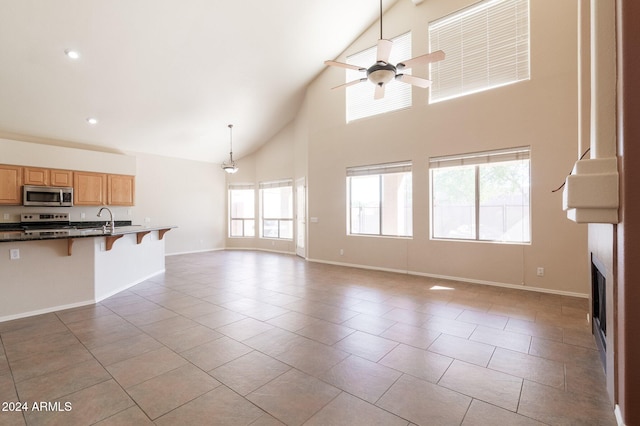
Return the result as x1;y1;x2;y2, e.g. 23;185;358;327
231;0;588;295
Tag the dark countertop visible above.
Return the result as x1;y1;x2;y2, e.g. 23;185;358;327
0;225;176;243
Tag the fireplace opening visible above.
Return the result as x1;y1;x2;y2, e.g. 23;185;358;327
591;255;607;370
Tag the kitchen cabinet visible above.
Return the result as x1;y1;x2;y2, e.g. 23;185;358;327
107;174;135;206
23;167;49;185
74;171;107;206
50;169;73;186
24;167;73;187
0;164;23;205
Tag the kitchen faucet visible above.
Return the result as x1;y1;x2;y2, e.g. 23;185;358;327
97;207;115;233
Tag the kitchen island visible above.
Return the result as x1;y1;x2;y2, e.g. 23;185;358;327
0;225;175;322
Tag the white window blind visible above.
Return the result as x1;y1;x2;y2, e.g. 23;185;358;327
429;146;530;168
347;161;412;177
346;32;412;122
259;179;292;189
429;0;530;103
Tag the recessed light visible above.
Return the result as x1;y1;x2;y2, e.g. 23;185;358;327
65;49;80;60
86;117;98;125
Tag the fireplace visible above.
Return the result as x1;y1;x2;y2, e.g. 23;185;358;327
591;255;607;369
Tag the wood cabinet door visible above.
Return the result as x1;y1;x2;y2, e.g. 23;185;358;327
50;169;73;187
0;165;23;204
23;167;49;186
73;172;107;205
108;174;135;206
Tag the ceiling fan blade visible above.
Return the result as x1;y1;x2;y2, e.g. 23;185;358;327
324;60;366;72
331;78;367;90
374;84;385;100
396;74;432;88
376;39;393;64
396;50;446;70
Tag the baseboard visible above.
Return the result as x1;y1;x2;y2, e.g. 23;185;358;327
307;257;588;299
226;247;296;256
95;269;166;303
166;248;223;256
0;299;95;323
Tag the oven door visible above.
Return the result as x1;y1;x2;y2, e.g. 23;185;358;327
23;186;74;207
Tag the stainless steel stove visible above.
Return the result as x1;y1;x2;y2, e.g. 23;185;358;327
20;213;74;235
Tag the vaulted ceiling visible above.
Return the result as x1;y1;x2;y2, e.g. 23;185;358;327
0;0;400;163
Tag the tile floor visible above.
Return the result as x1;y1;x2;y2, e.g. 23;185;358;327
0;250;617;425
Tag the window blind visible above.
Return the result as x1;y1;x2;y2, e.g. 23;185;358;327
347;161;412;177
259;179;292;189
429;146;530;168
346;32;412;122
228;183;255;190
429;0;530;103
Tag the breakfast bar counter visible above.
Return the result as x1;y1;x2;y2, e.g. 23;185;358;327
0;225;175;322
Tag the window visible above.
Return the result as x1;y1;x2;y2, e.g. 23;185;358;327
347;161;412;237
229;184;255;237
346;32;412;122
430;147;530;243
429;0;530;103
260;180;293;239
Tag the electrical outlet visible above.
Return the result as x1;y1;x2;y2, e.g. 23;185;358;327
3;213;9;220
80;212;86;219
536;267;545;277
10;249;20;260
144;217;151;223
340;249;344;256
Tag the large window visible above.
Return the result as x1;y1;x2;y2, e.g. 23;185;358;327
428;0;530;103
260;180;293;239
229;184;255;237
347;161;412;237
346;32;412;122
430;147;530;243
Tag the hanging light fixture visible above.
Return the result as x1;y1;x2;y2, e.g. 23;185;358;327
221;124;238;174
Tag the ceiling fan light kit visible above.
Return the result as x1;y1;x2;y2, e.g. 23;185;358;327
221;124;238;174
325;0;444;100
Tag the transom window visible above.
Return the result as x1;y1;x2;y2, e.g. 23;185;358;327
346;32;412;122
229;184;255;238
430;147;530;243
347;161;412;237
259;180;293;240
428;0;530;103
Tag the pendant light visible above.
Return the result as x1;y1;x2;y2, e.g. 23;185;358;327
221;124;238;174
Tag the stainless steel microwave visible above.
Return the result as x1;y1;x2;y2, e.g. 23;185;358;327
23;185;73;207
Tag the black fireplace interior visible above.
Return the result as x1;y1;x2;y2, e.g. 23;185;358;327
591;255;607;370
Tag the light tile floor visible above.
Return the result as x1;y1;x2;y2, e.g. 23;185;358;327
0;250;617;425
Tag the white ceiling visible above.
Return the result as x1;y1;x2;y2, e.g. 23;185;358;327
0;0;400;163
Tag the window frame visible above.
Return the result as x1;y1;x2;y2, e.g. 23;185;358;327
429;147;531;244
346;161;413;238
228;184;256;238
259;179;294;240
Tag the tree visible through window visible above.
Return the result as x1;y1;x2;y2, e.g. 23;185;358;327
430;147;530;243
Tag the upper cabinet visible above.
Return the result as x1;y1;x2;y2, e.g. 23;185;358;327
74;171;107;206
108;174;135;206
0;165;23;205
23;167;73;187
51;169;74;187
73;172;135;206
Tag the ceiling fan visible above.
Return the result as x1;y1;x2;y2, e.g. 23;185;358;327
325;0;445;100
